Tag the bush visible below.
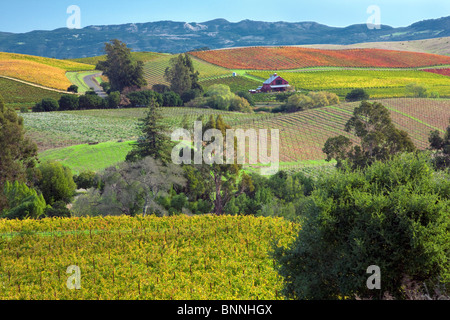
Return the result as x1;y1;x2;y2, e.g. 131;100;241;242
58;94;79;111
236;91;255;106
346;89;370;102
35;162;77;205
32;98;59;112
162;91;183;107
74;170;97;189
272;152;450;300
106;91;120;109
44;200;71;218
67;85;78;93
406;83;428;98
20;106;29;113
127;90;163;107
79;94;105;110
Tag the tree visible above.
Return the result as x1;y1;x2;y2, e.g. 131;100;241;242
190;115;254;215
126;90;163;108
35;161;77;205
236;91;255;106
164;54;203;96
428;118;450;170
58;94;79;111
2;181;47;220
78;94;105;110
67;85;78;93
272;152;450;300
346;88;370;102
406;83;428;98
126;98;172;163
0;94;38;211
32;98;59;112
96;39;147;93
106;91;120;109
74;170;97;189
73;157;186;217
44;200;71;218
162;91;183;107
323;101;416;169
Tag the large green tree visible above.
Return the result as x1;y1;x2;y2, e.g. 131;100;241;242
164;54;202;97
323;101;416;169
96;39;147;93
126;97;172;163
0;94;38;211
186;115;254;215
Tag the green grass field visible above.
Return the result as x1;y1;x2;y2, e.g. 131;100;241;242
0;215;298;300
38;141;134;174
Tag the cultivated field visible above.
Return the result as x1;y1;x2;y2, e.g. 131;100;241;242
143;55;231;87
0;215;298;300
235;98;449;165
0;52;94;90
22;98;449;174
0;77;63;109
248;69;450;98
190;47;450;70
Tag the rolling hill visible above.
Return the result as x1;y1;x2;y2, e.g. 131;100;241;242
297;37;450;56
0;52;94;91
190;47;450;70
0;16;449;59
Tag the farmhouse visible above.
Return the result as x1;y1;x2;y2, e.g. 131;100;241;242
249;73;290;93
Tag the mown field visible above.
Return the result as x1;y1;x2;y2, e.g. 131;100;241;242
0;215;298;300
190;47;450;70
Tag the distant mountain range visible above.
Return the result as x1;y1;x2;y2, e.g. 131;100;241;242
0;16;449;59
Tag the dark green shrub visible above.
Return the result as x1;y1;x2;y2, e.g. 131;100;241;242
58;94;79;111
44;200;71;218
74;170;97;189
346;89;370;102
32;98;59;112
272;152;450;300
79;94;105;110
67;85;78;93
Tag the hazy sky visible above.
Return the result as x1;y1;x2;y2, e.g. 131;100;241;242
0;0;449;33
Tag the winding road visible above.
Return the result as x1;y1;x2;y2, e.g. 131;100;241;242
83;72;108;98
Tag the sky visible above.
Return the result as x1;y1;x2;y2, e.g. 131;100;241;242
0;0;449;33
